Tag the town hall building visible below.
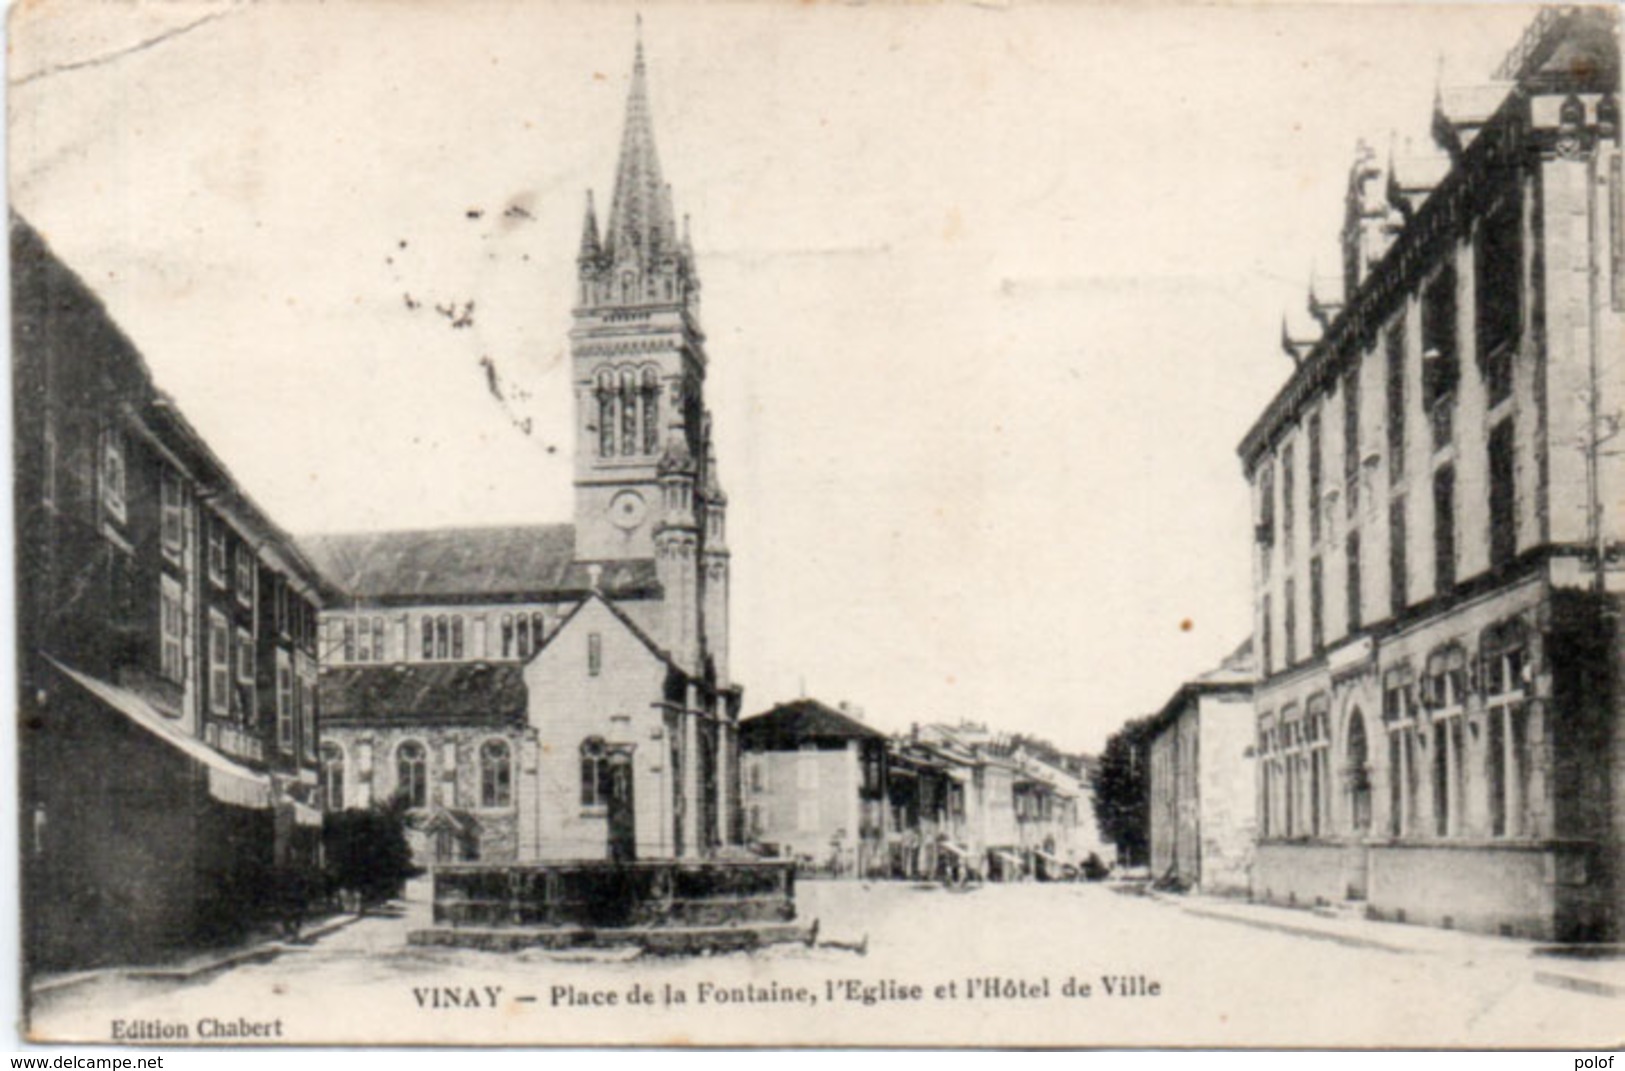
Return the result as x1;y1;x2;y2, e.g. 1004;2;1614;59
305;31;742;866
1241;8;1622;941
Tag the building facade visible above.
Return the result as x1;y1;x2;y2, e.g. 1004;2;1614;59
13;217;334;973
1240;7;1623;940
308;33;741;866
739;700;889;875
1146;642;1258;895
1008;744;1103;874
738;707;1099;882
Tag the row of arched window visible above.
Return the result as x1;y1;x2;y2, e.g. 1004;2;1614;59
1258;618;1535;846
345;616;387;662
595;366;662;458
421;615;465;661
331;611;555;664
1259;697;1337;840
319;739;513;810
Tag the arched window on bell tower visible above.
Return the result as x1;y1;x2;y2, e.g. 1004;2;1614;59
596;369;616;458
642;367;661;454
620;368;638;456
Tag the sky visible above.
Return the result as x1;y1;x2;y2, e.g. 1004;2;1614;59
6;0;1547;755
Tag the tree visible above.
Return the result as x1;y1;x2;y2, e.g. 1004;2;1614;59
1089;716;1153;868
323;794;420;913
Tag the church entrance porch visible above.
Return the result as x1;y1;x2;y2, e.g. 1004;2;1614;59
607;748;637;863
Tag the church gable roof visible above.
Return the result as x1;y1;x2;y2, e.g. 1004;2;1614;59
299;524;657;602
319;662;527;724
532;590;677;676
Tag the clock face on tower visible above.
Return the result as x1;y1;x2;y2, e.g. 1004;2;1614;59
608;490;647;531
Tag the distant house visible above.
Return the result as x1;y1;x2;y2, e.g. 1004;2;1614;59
914;723;1100;880
1146;641;1258;895
911;723;1016;879
1009;746;1099;875
740;705;1106;883
739;700;888;875
885;733;968;880
12;216;336;972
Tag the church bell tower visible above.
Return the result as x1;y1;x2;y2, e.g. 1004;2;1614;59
571;25;727;681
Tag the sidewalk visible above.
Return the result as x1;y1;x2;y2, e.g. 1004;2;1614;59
30;912;364;1002
1150;888;1625;1000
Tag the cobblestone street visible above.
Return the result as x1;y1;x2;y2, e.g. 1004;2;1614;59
29;879;1621;1048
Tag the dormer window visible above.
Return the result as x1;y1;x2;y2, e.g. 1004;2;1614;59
42;418;58;511
235;626;255;718
208;518;228;587
1422;264;1458;449
234;545;255;608
1476;200;1521;405
160;468;184;560
1281;443;1296;561
160;575;185;684
1307;413;1323;546
100;429;127;525
1255;463;1276;546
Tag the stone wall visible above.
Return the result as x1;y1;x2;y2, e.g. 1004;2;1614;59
1367;841;1572;939
742;746;859;864
1198;692;1257;895
1148;704;1199;887
431;859;797;930
525;597;676;860
1253;841;1366;907
323;723;527;864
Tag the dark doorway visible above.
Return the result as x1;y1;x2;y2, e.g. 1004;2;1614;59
608;748;637;863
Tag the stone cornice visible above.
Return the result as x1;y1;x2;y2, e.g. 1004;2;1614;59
1239;83;1537;472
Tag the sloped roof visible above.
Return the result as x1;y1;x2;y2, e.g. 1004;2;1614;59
605;35;678;265
534;589;680;678
1196;636;1258;686
319;663;527;724
299;524;657;601
47;657;272;807
11;216;336;602
1147;638;1258;740
740;699;885;748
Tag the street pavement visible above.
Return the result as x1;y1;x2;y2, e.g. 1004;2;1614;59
26;879;1622;1048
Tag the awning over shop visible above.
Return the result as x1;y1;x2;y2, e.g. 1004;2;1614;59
48;657;272;809
292;799;323;828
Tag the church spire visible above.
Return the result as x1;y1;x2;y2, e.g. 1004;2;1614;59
578;189;601;262
605;18;677;266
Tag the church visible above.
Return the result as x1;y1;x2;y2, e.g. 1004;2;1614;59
305;31;741;865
